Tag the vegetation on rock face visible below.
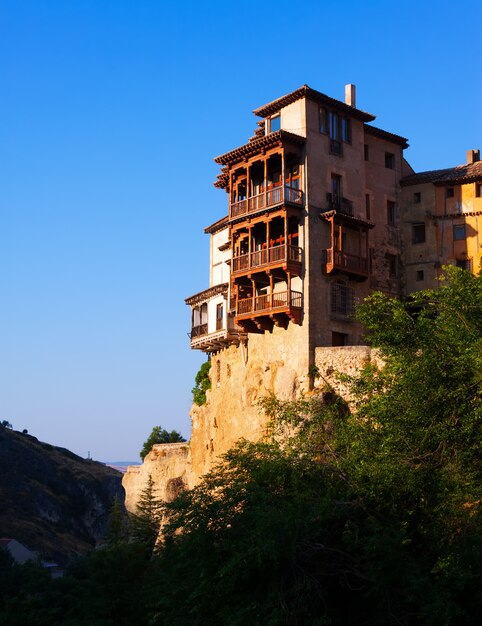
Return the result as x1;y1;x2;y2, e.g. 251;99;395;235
130;474;164;553
191;359;211;405
1;268;480;625
139;426;186;460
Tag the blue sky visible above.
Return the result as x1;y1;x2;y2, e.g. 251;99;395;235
1;0;481;461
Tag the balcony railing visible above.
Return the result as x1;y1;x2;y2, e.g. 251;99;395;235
232;244;302;274
230;185;303;219
189;323;208;338
322;249;368;276
236;290;302;316
325;193;353;216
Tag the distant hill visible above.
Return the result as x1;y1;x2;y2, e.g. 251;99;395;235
0;426;124;564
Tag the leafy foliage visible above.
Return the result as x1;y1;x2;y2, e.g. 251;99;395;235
191;359;211;406
140;426;186;461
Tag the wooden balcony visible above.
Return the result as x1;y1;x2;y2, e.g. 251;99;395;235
189;326;242;353
230;185;303;220
232;244;302;276
322;248;369;279
235;289;302;330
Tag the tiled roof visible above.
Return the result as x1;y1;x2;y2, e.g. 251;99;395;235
401;160;482;186
253;85;376;122
185;283;228;306
204;215;228;234
364;124;409;149
214;130;305;166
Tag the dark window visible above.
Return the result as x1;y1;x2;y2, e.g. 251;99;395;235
269;115;280;132
387;253;398;277
216;303;223;330
416;270;424;282
364;144;369;161
446;187;454;198
331;282;354;317
342;117;351;143
387;200;396;224
332;331;348;347
456;258;471;271
365;194;371;220
329;111;342;155
385;152;395;169
476;184;482;198
414;192;421;203
453;224;466;241
319;107;328;134
412;223;426;244
331;174;342;205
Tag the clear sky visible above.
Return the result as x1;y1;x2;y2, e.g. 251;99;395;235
1;0;481;461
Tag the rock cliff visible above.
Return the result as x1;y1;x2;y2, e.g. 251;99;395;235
0;427;124;564
123;344;378;512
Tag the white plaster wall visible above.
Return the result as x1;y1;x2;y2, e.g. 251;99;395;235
281;99;306;137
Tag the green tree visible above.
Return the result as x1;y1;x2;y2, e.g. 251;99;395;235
149;267;482;625
140;426;186;461
191;359;211;405
130;474;164;554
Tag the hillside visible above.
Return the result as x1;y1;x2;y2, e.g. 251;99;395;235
0;426;124;564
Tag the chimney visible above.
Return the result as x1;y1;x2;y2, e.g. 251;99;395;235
345;84;356;108
467;149;480;164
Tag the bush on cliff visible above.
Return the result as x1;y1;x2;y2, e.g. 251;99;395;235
149;267;482;625
191;359;211;406
140;426;186;461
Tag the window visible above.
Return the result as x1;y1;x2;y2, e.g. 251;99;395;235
331;174;342;207
365;194;371;220
476;184;482;197
385;152;395;169
329;111;342;155
387;200;396;224
387;253;398;277
446;187;454;198
416;270;424;281
319;107;328;134
332;331;348;347
341;117;351;143
216;303;223;330
364;144;369;161
456;258;471;271
453;224;466;241
268;115;280;132
331;282;354;317
412;223;426;244
413;192;421;203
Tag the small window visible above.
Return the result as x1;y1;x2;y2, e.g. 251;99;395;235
364;144;369;161
365;194;371;220
446;187;454;198
476;183;482;198
387;200;396;224
456;258;471;271
332;331;348;347
331;282;354;317
416;270;424;282
387;253;398;277
413;192;421;203
342;117;351;143
453;224;466;241
319;107;328;134
385;152;395;169
412;223;426;244
216;303;223;330
269;115;280;132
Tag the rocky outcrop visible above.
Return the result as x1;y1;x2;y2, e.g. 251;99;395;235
123;443;190;512
0;427;124;564
123;341;380;514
